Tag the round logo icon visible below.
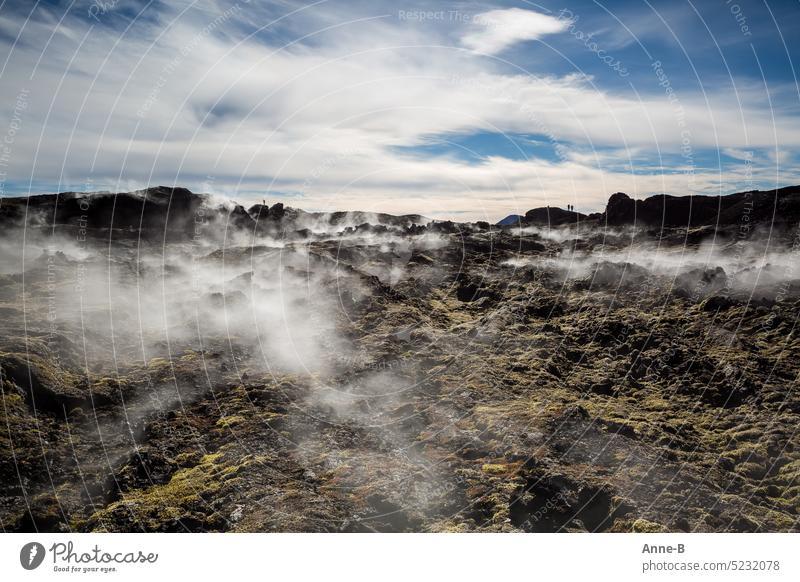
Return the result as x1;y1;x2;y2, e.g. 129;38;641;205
20;542;46;570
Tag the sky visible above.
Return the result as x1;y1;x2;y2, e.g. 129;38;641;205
0;0;798;220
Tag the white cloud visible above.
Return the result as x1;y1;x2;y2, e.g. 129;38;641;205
768;149;791;166
722;148;754;161
0;1;798;220
460;8;568;55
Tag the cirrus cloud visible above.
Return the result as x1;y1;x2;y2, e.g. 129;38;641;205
460;8;569;55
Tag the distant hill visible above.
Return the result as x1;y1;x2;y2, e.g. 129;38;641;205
603;186;800;227
508;186;800;229
497;214;524;226
4;184;799;236
0;186;254;240
524;206;587;226
0;187;428;240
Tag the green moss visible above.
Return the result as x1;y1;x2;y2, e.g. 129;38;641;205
216;415;246;429
88;453;225;531
777;460;800;484
173;451;202;468
631;518;668;533
481;463;511;475
146;357;170;369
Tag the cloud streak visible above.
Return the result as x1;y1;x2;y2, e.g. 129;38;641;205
460;8;568;55
0;0;797;219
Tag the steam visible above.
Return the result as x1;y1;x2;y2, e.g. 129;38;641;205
295;367;461;527
6;194;798;531
503;233;800;301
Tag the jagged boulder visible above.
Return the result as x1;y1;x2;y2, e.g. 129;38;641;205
0;353;86;413
524;206;585;226
604;192;636;225
673;266;728;299
602;186;800;228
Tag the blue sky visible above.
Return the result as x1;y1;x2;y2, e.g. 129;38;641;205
0;0;798;219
